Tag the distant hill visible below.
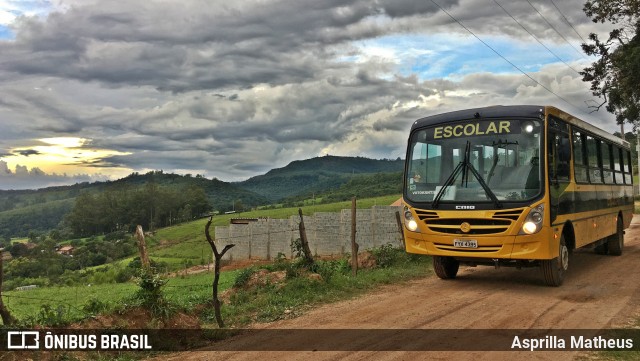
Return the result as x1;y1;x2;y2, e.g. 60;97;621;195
236;156;404;201
0;172;267;238
281;171;403;205
0;156;405;238
111;171;269;212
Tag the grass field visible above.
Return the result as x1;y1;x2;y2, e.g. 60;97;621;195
3;269;241;323
2;194;403;325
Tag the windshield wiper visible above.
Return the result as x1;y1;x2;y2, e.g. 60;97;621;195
469;160;502;209
431;154;465;208
432;141;503;209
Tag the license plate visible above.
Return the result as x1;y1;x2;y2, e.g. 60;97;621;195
453;239;478;248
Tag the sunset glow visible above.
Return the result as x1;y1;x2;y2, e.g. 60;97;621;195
2;137;132;178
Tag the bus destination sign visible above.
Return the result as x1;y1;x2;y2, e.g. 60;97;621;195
430;120;519;139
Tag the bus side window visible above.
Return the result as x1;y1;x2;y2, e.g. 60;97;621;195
557;134;570;179
613;146;624;184
601;142;614;184
625;150;633;184
548;132;570;182
573;130;588;183
586;135;603;183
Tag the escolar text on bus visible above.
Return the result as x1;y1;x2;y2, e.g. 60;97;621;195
432;120;512;139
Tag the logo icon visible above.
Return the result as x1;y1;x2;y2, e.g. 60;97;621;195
7;331;40;349
455;205;475;210
460;222;471;233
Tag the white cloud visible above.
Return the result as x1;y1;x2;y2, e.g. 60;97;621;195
0;160;110;190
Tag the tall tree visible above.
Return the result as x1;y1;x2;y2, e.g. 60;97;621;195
581;0;640;124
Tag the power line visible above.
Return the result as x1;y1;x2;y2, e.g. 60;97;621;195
430;0;583;113
548;0;588;44
524;0;587;60
493;0;581;75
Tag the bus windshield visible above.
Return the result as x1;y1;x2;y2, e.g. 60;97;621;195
405;118;542;204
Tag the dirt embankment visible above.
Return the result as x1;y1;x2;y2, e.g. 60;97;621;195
160;216;640;361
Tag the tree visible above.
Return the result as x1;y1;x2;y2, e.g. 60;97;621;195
49;229;62;242
204;216;234;328
581;0;640;124
0;249;16;325
27;231;38;243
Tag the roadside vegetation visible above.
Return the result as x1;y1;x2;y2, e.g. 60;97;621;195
0;194;413;328
2;244;429;328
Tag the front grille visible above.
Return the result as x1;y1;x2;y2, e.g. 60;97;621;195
425;218;510;235
434;244;503;252
492;209;525;221
411;207;524;235
415;210;438;221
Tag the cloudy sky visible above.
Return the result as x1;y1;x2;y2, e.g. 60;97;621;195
0;0;620;190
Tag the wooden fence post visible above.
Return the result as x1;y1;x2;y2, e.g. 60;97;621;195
298;209;314;266
135;225;151;270
395;210;406;248
351;197;359;276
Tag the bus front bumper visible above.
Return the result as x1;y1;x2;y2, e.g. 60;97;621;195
404;227;558;261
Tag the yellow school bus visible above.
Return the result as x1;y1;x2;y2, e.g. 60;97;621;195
402;105;633;286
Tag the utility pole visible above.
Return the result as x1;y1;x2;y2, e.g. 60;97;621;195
636;123;640;195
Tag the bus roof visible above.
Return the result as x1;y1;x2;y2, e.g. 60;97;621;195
410;105;629;148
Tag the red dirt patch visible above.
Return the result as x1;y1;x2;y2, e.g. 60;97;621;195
74;307;200;329
353;251;377;269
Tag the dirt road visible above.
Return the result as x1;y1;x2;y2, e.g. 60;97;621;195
161;216;640;360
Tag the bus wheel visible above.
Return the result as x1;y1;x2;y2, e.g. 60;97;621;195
607;216;624;256
541;234;568;287
433;256;459;279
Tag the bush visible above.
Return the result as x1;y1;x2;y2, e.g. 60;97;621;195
104;230;127;242
3;276;49;291
233;267;257;288
132;269;173;319
370;244;402;268
310;260;343;283
115;267;135;283
83;297;110;315
263;253;289;272
30;304;70;327
128;257;166;272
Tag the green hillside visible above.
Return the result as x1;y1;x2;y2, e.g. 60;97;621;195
111;171;268;213
0;198;75;238
0;156;405;238
0;172;267;238
281;172;403;205
237;156;404;201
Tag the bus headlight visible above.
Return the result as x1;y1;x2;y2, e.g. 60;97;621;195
522;221;538;234
520;204;544;235
404;206;421;233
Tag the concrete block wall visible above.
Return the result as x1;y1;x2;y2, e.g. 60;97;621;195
214;205;404;262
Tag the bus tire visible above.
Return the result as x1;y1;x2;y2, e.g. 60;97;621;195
541;234;568;287
433;256;459;279
607;216;624;256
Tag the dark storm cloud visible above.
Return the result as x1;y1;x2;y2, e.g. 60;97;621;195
15;149;41;156
426;0;594;42
0;0;615;187
66;158;123;168
0;0;454;92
